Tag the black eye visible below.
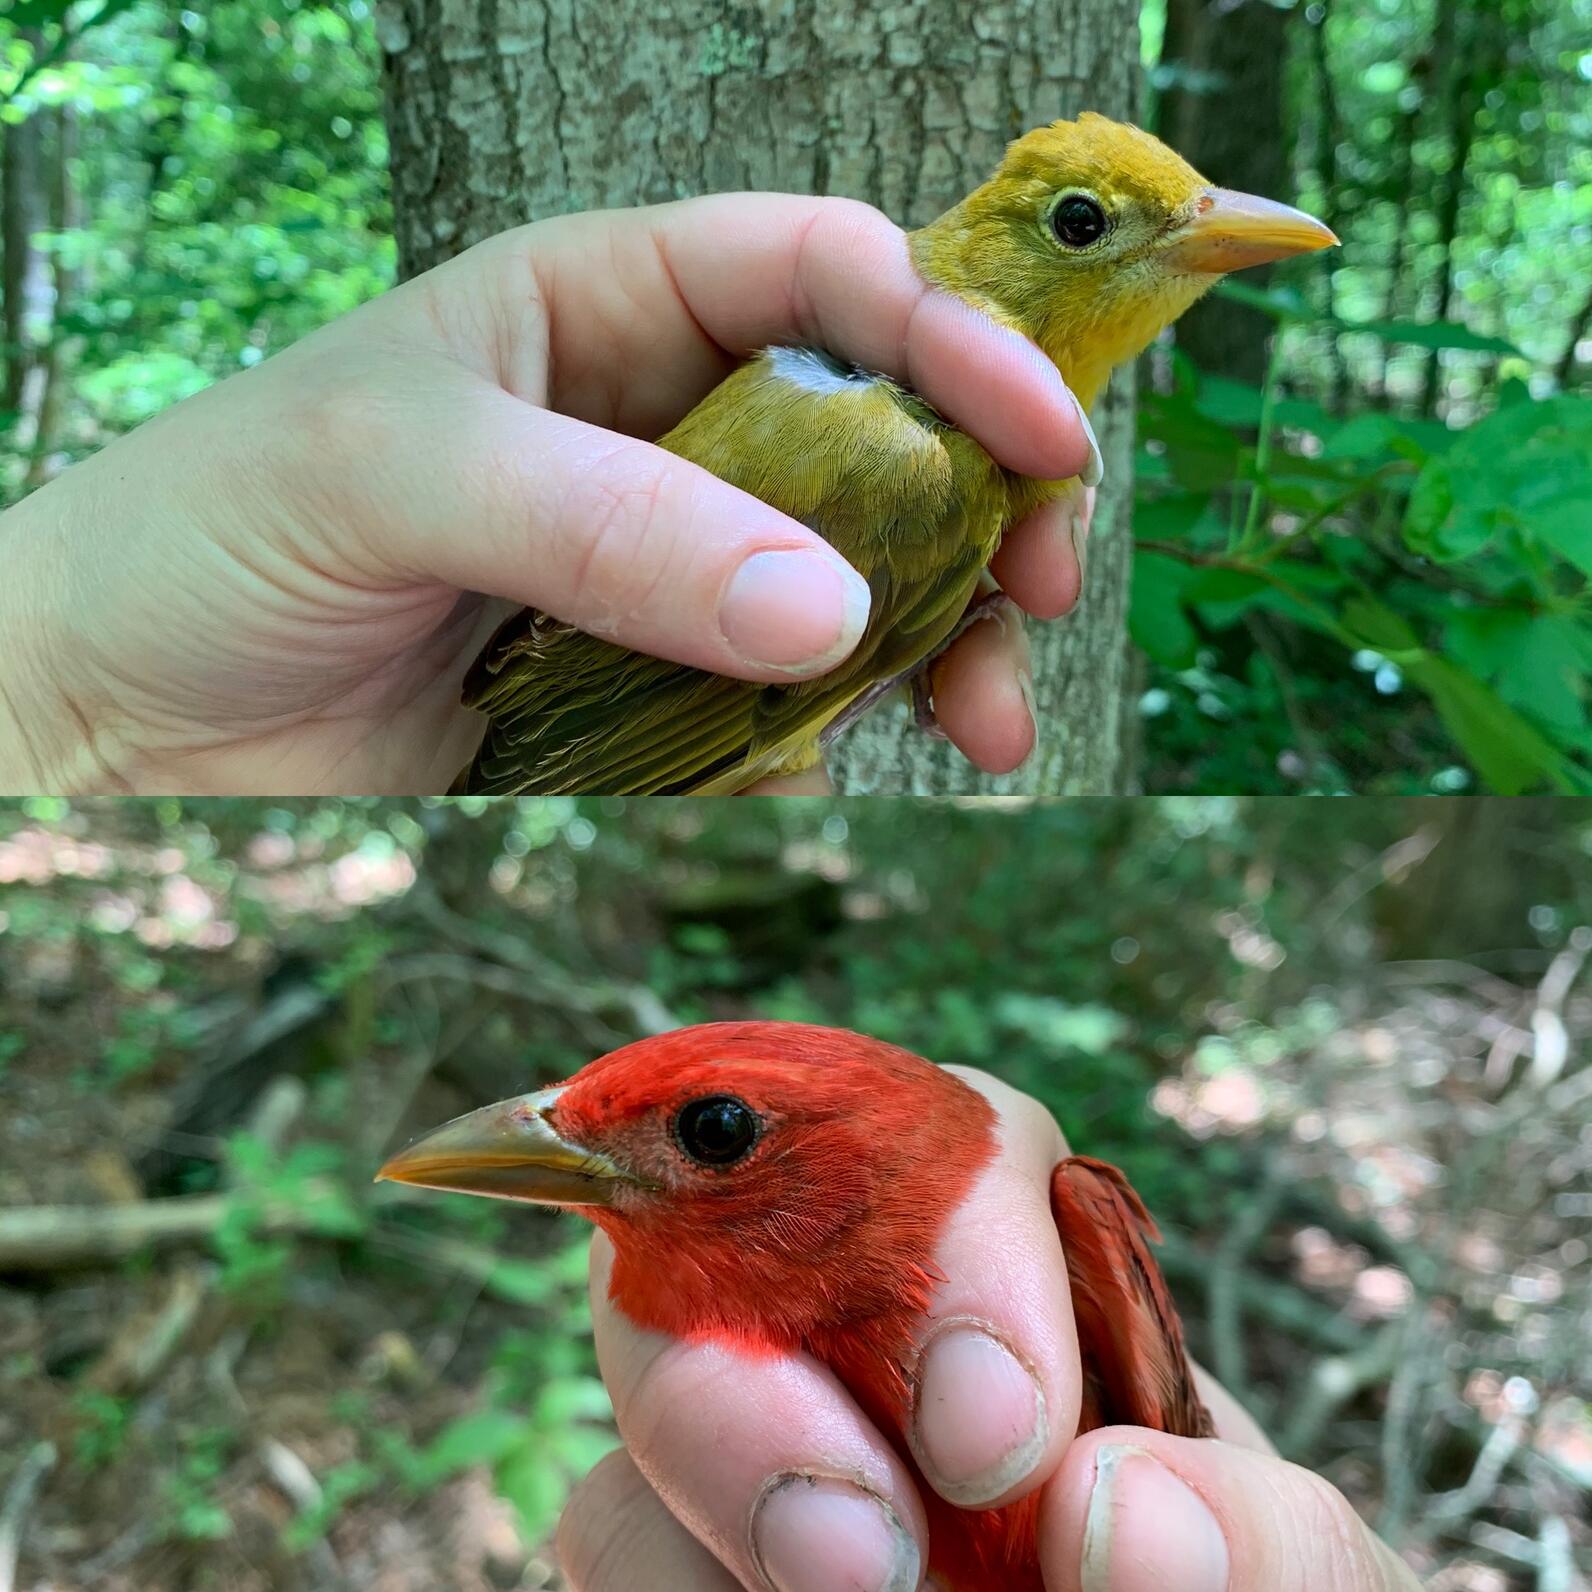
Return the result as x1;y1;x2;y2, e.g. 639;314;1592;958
676;1095;761;1167
1050;194;1109;248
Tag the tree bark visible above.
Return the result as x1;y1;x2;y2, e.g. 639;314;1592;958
378;0;1141;794
1553;278;1592;390
1417;0;1499;418
1;62;49;423
1158;0;1292;390
25;99;80;491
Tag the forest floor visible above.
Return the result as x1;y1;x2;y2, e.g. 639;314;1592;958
1;811;1588;1590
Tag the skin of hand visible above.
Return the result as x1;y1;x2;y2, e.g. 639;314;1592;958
555;1070;1423;1592
0;194;1096;797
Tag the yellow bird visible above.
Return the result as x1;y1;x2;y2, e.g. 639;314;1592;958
457;114;1336;794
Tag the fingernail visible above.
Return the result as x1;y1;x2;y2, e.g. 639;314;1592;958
1081;1445;1229;1592
752;1475;921;1592
1071;506;1089;592
1017;668;1038;747
719;550;871;675
1072;394;1104;488
911;1323;1046;1507
1001;609;1039;747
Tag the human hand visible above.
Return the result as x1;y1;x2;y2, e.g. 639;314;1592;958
0;195;1095;796
556;1069;1421;1592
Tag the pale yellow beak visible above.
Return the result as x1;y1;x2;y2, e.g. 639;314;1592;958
375;1087;635;1206
1162;188;1339;274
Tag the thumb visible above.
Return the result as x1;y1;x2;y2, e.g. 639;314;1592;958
302;370;872;683
1040;1431;1421;1592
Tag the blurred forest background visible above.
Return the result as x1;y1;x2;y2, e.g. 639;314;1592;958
0;795;1588;1589
0;0;1588;795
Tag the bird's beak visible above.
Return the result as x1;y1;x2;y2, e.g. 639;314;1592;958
375;1087;628;1206
1162;188;1339;274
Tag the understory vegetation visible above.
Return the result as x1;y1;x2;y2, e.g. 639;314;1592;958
0;796;1587;1587
0;0;1587;793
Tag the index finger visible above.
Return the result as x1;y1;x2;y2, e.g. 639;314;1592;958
588;1234;930;1592
527;193;1097;482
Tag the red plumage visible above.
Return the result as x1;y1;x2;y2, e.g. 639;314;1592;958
541;1022;1212;1590
385;1021;1212;1589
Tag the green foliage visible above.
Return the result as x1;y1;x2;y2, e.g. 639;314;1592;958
0;1028;24;1075
157;1426;235;1542
274;1242;601;1552
280;1458;383;1551
1133;329;1591;794
1;1;392;494
212;1133;368;1294
99;996;202;1084
4;797;1588;1582
2;0;1586;792
1133;0;1591;793
70;1389;133;1472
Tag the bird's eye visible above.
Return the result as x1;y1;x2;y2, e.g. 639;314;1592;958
675;1095;761;1167
1049;194;1110;249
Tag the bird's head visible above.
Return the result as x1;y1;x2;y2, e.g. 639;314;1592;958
377;1021;996;1351
913;112;1338;408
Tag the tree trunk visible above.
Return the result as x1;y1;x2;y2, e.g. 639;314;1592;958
1417;0;1498;419
25;100;80;491
1553;279;1592;390
1158;0;1292;390
378;0;1141;795
1304;0;1351;414
1;66;49;424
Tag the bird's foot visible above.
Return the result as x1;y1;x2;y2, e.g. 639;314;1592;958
816;587;1015;749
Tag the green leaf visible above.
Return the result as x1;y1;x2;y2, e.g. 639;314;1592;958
2;0;76;26
1403;394;1592;565
993;995;1127;1055
1341;597;1421;656
416;1411;529;1485
1194;375;1265;428
1212;279;1314;321
481;1257;560;1305
1131;492;1216;541
1404;656;1578;794
1321;413;1413;462
1447;610;1587;733
1209;281;1522;354
1335;317;1521;355
1129;552;1199;668
1138;389;1243;491
495;1445;569;1543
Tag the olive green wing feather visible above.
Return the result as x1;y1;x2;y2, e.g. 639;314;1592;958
458;349;1007;795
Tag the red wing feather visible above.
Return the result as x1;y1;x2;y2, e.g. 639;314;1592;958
1051;1155;1214;1438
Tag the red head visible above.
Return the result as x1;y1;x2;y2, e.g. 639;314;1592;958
377;1022;997;1353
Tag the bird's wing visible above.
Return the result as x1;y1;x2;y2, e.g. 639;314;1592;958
1051;1155;1215;1437
457;349;1007;795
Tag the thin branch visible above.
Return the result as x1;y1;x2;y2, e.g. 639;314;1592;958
1206;1157;1288;1409
0;1441;57;1592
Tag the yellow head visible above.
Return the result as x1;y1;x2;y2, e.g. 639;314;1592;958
912;113;1337;409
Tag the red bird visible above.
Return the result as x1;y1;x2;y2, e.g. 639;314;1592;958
378;1022;1212;1591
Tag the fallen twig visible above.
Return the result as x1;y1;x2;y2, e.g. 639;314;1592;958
83;1263;212;1396
1156;1232;1362;1352
0;1440;57;1592
1206;1157;1288;1410
406;884;679;1037
1277;1317;1409;1460
0;1181;414;1271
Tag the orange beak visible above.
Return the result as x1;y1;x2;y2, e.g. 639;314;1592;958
1162;188;1338;274
375;1087;633;1206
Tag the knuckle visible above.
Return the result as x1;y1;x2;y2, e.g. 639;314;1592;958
555;1450;654;1592
1258;1462;1377;1592
944;1066;1067;1164
563;446;694;625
